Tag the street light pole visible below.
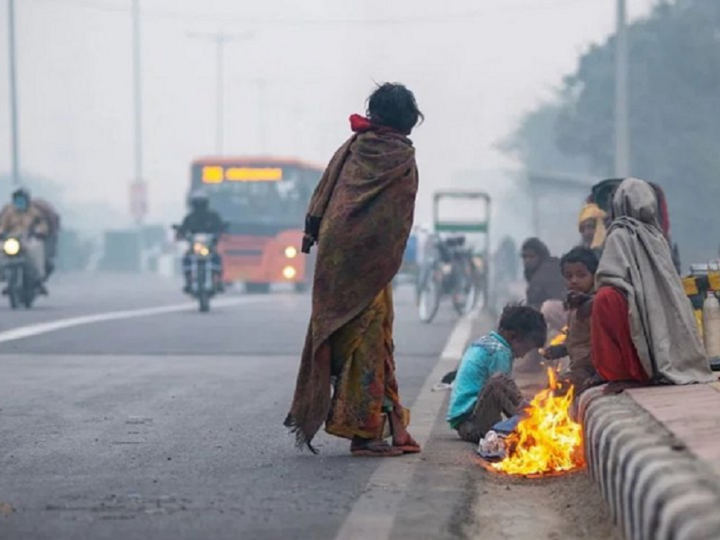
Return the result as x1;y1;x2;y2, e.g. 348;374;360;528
215;35;226;155
188;31;253;156
132;0;143;185
8;0;21;187
256;77;267;154
614;0;630;177
129;0;147;227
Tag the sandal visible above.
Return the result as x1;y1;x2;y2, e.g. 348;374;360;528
393;435;422;454
350;439;403;457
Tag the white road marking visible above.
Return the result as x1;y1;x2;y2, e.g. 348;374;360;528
0;296;272;345
335;308;493;540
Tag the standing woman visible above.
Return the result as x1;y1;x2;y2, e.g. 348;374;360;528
285;83;423;457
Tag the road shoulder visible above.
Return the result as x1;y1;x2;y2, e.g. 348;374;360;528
335;308;490;540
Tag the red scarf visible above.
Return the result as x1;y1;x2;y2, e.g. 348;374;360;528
349;114;373;133
349;114;406;135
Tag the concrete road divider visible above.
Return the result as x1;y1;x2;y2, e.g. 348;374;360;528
579;384;720;540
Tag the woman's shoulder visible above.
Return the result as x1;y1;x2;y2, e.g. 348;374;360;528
355;130;414;149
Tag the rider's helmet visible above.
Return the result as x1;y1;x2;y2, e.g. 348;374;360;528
12;188;31;212
189;190;209;213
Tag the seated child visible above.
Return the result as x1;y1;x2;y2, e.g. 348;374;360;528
447;305;547;443
543;247;599;394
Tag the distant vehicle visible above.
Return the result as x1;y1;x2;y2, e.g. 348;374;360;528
173;226;222;312
417;234;481;323
1;234;40;309
189;157;323;293
416;191;491;323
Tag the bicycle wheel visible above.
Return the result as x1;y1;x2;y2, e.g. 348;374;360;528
418;270;442;323
451;259;479;316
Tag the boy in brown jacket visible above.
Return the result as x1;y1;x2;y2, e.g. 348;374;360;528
543;247;599;394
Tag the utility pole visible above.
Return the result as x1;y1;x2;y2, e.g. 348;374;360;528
132;0;143;186
188;31;253;155
256;77;267;153
614;0;630;177
129;0;147;226
7;0;20;186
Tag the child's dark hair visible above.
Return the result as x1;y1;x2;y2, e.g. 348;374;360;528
498;304;547;348
560;247;599;274
367;83;424;135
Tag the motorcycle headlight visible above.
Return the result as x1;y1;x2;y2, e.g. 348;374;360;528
3;238;20;256
193;242;210;257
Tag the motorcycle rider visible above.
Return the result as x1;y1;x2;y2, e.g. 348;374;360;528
32;198;61;279
176;191;226;293
0;188;51;294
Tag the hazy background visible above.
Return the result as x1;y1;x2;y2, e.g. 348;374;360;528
0;0;655;240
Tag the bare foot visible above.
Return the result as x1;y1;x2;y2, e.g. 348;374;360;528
388;410;421;454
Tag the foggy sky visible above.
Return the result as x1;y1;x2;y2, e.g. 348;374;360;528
0;0;655;230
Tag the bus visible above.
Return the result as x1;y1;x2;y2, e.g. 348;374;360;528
189;157;323;293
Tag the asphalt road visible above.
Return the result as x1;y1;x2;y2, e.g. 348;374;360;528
0;272;469;540
0;272;619;540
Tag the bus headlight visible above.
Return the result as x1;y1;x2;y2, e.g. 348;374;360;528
3;238;20;256
284;246;298;259
283;266;297;280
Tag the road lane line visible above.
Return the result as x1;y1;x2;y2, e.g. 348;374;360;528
0;296;272;345
335;308;492;540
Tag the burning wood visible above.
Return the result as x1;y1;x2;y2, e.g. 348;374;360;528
491;368;584;476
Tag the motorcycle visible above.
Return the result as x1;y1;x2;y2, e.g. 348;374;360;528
173;226;222;312
416;235;481;323
1;234;40;309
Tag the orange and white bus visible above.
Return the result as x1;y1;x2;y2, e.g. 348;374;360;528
189;157;323;293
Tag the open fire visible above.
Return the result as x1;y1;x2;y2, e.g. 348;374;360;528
491;368;585;476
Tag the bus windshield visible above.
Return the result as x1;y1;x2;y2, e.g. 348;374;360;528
190;163;320;226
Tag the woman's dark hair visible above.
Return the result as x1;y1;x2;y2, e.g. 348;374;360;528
498;304;547;348
560;247;599;275
367;83;423;134
521;237;550;260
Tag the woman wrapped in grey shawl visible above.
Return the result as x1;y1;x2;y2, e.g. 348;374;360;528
595;178;714;384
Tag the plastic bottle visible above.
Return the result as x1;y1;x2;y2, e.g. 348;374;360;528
702;291;720;361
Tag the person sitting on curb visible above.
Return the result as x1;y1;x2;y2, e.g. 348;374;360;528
543;247;601;396
592;178;715;387
446;305;547;444
520;238;565;373
578;202;607;256
521;237;566;312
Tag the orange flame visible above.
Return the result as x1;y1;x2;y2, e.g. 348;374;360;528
491;368;584;476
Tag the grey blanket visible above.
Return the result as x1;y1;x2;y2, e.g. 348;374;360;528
596;178;714;384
